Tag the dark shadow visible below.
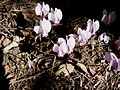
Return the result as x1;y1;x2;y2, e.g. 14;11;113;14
32;72;53;90
0;46;9;90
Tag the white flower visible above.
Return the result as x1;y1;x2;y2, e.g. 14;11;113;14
35;3;42;16
48;8;62;25
86;19;100;35
98;33;110;44
34;18;51;37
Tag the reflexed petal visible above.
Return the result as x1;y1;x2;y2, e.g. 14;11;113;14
110;53;119;70
41;18;51;33
101;15;108;24
98;33;104;42
58;38;66;44
60;42;68;54
107;11;116;24
93;20;100;33
53;44;59;53
35;3;42;16
42;4;50;17
33;26;40;34
48;12;55;22
55;8;62;22
86;19;93;32
101;9;108;23
105;52;111;62
117;59;120;71
115;39;120;50
67;36;75;54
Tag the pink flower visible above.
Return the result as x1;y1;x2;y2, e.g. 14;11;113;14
115;38;120;50
52;36;75;57
98;33;110;44
77;28;92;46
101;9;116;25
34;18;51;37
53;38;68;57
86;19;100;35
48;8;62;25
35;3;42;16
35;2;50;17
105;52;120;71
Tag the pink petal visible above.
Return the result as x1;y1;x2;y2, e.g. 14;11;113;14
117;59;120;71
67;36;75;54
86;19;93;32
92;20;100;35
59;41;68;54
41;18;51;37
35;3;42;16
107;11;116;25
115;39;120;50
78;36;87;46
57;38;66;44
55;8;62;23
101;9;108;24
52;44;59;53
110;53;119;70
48;12;55;22
33;26;40;34
105;52;111;62
42;3;50;17
101;15;108;24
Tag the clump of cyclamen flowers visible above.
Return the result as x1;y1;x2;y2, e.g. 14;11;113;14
52;36;75;57
33;2;63;37
105;52;120;71
53;18;100;57
75;19;100;46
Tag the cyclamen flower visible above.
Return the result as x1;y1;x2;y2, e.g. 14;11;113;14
98;33;110;44
53;38;68;57
115;38;120;50
35;2;50;17
105;52;120;71
48;8;62;25
53;37;75;57
34;18;51;37
101;9;116;25
86;19;100;35
77;28;92;46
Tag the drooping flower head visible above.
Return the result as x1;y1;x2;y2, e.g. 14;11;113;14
34;18;51;37
48;8;63;25
35;2;50;17
76;28;92;46
86;19;100;35
105;52;120;71
52;36;75;57
101;9;116;25
98;32;110;44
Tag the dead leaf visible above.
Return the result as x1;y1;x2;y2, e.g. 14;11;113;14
2;38;11;46
0;35;5;44
3;36;24;54
89;66;96;75
76;63;89;74
55;64;74;76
